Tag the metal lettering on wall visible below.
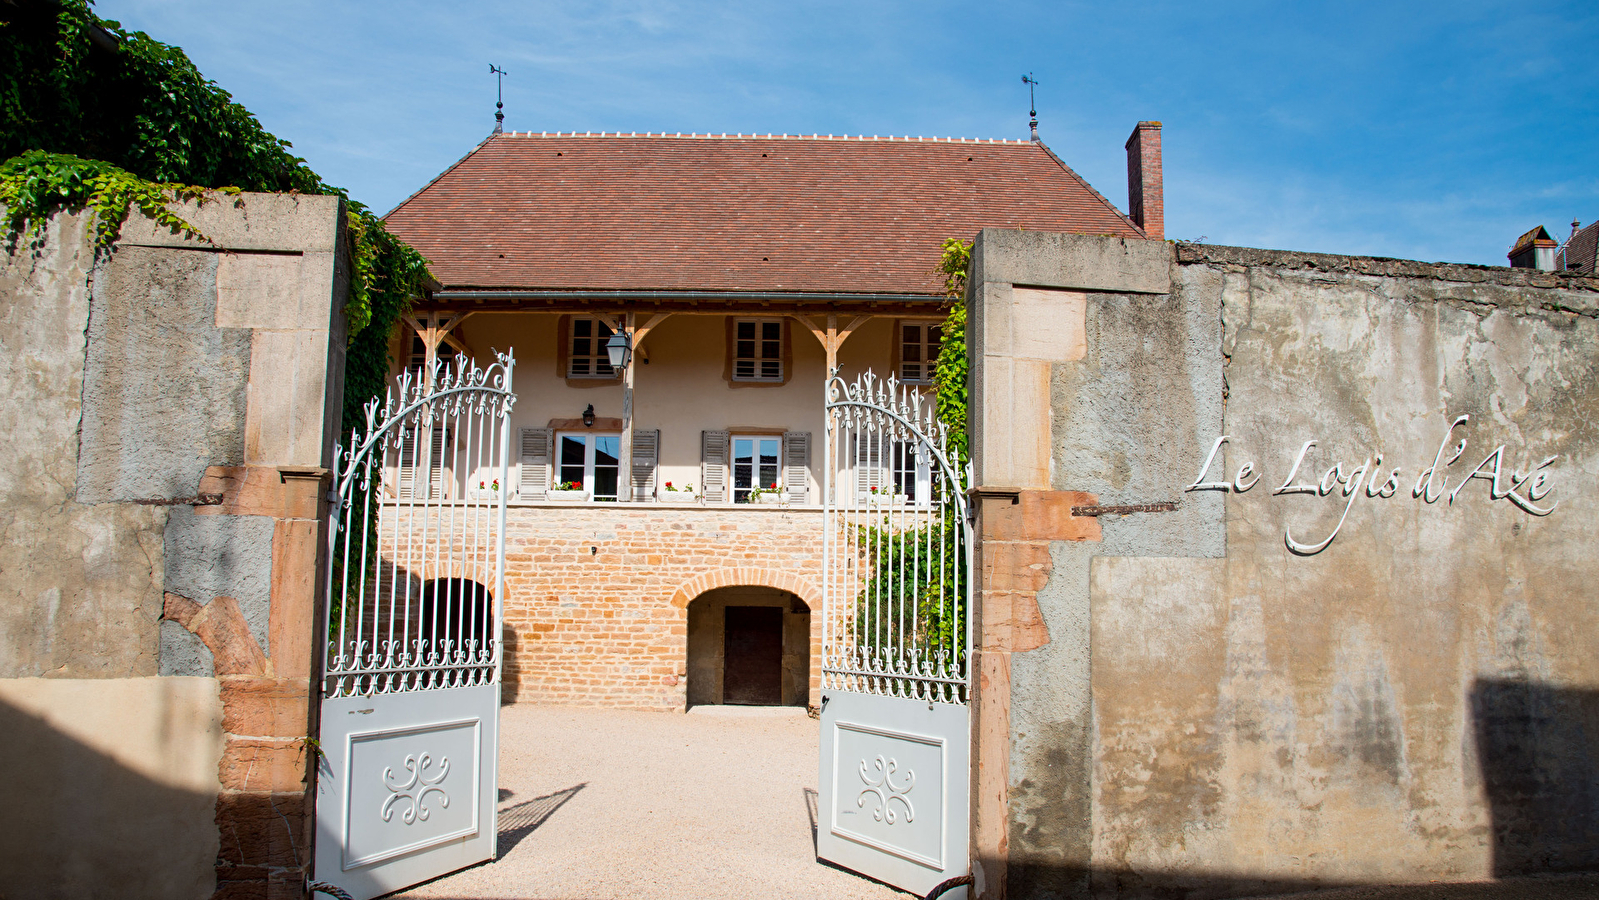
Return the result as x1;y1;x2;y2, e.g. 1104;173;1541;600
1185;414;1558;555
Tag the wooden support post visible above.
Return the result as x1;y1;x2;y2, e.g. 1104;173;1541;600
619;311;636;503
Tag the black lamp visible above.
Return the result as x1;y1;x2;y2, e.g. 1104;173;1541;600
582;404;595;428
605;328;631;371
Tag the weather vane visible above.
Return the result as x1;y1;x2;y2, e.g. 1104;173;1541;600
1022;73;1040;142
490;64;507;134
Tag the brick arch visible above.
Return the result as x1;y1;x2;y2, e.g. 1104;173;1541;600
669;567;821;611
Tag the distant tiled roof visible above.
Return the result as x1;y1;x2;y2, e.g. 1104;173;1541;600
383;132;1146;297
1559;222;1598;275
1511;225;1556;255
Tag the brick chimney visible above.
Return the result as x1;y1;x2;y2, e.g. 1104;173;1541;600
1125;121;1164;240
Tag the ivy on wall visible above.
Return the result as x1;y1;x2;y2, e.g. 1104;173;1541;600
0;0;428;440
933;237;972;459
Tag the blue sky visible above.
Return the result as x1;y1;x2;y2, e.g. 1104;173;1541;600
97;0;1598;265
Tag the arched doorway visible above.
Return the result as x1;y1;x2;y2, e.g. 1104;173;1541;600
685;586;810;707
417;578;494;655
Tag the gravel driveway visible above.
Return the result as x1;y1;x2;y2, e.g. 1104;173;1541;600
391;705;910;900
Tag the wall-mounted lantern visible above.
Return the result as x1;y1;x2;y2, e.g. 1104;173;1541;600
605;328;632;372
582;404;595;428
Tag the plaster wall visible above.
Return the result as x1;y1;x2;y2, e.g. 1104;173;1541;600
0;677;224;900
440;312;916;500
971;230;1599;899
0;196;347;899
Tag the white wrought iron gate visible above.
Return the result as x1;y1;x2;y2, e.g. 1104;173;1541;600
314;353;515;900
819;371;973;899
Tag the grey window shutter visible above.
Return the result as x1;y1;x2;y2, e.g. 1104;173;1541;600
855;432;885;500
702;430;729;503
396;422;448;499
518;427;553;500
782;432;810;504
429;424;449;500
631;430;660;501
396;425;417;499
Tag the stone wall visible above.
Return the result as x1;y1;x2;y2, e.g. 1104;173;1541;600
968;230;1599;899
0;196;346;899
488;504;828;708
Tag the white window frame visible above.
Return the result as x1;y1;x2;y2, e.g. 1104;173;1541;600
732;318;784;382
568;317;617;379
731;434;782;503
898;320;942;384
555;431;622;500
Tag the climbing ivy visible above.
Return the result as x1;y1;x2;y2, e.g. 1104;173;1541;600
0;0;429;440
0;150;224;247
932;238;972;459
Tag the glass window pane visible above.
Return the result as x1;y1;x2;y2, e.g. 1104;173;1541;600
761;339;780;358
592;466;619;500
594;436;619;469
761;322;781;341
736;339;755;359
759;438;780;490
573;319;592;337
592;436;620;500
561;435;586;465
761;360;781;378
737;321;755;339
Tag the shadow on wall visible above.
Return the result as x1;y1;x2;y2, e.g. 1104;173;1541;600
1473;678;1599;876
1009;678;1599;899
0;696;218;900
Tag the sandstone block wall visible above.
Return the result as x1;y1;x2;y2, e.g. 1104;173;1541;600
496;504;828;708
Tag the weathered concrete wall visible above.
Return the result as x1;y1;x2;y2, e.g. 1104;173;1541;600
970;230;1599;898
0;194;347;899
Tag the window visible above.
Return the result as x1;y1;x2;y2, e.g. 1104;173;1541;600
568;317;617;379
732;436;781;503
733;319;783;381
557;432;621;500
899;321;942;384
852;434;931;505
407;332;427;378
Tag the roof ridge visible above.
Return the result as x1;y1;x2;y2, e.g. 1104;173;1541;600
497;131;1034;144
381;134;498;221
1031;138;1143;236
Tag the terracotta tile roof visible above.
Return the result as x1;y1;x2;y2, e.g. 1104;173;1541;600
383;132;1145;297
1558;221;1597;274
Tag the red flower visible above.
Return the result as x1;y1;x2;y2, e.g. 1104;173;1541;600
665;481;674;488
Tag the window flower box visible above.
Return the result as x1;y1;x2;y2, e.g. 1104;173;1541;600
548;481;588;502
748;482;784;505
661;482;699;502
866;489;906;506
471;479;503;501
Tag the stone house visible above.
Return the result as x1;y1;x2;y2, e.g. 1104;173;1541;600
379;124;1166;710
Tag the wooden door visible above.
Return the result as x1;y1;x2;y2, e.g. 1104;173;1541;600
723;606;783;705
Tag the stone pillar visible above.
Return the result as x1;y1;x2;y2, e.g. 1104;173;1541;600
965;229;1171;899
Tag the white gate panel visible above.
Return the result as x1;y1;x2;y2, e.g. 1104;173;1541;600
314;354;515;900
820;371;973;898
819;692;970;897
317;685;498;897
